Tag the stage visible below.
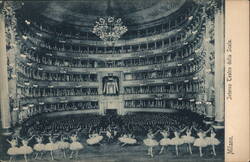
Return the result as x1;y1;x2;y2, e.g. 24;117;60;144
0;137;224;162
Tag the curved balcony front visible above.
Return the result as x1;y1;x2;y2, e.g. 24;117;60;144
18;55;203;74
20;95;99;105
20;33;204;70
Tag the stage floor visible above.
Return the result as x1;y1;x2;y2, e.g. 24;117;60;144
0;139;224;162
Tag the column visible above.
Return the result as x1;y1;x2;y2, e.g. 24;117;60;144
0;13;11;135
204;70;216;124
203;11;216;124
213;7;224;129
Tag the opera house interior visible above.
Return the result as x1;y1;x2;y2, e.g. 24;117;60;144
0;0;225;161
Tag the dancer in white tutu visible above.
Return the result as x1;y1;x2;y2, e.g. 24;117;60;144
159;129;171;154
17;136;34;162
33;136;45;159
205;128;220;156
69;133;84;159
56;135;70;158
143;130;160;157
181;126;195;155
118;133;137;147
86;131;103;145
44;135;58;160
118;134;128;146
170;127;186;156
193;127;211;157
6;136;19;162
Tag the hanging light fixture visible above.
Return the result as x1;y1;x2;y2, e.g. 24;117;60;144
92;17;128;44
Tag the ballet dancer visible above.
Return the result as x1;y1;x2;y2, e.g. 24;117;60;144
56;134;70;158
6;136;19;162
69;133;84;159
86;131;103;145
44;134;58;160
33;135;45;159
205;128;221;156
170;127;187;156
17;136;34;162
193;127;211;157
143;129;160;157
181;126;195;154
118;133;137;147
159;128;171;154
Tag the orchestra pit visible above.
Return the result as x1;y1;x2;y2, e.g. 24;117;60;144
0;0;224;161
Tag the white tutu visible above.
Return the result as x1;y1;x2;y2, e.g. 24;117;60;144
57;141;70;149
143;139;158;147
69;142;84;150
205;137;220;145
170;137;184;145
193;138;208;147
7;147;19;155
160;138;171;146
17;146;33;155
181;135;195;144
118;137;126;143
34;144;45;152
119;137;137;144
44;143;58;151
87;136;103;145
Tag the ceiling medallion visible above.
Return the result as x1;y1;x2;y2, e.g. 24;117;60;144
92;17;128;45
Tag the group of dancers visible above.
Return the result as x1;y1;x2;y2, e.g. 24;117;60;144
143;126;220;157
7;131;84;162
7;125;220;162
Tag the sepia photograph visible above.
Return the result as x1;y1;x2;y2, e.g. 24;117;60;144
1;0;245;161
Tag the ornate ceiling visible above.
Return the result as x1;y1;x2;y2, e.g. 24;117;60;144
20;0;186;27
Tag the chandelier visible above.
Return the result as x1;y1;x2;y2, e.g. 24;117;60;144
92;17;128;44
